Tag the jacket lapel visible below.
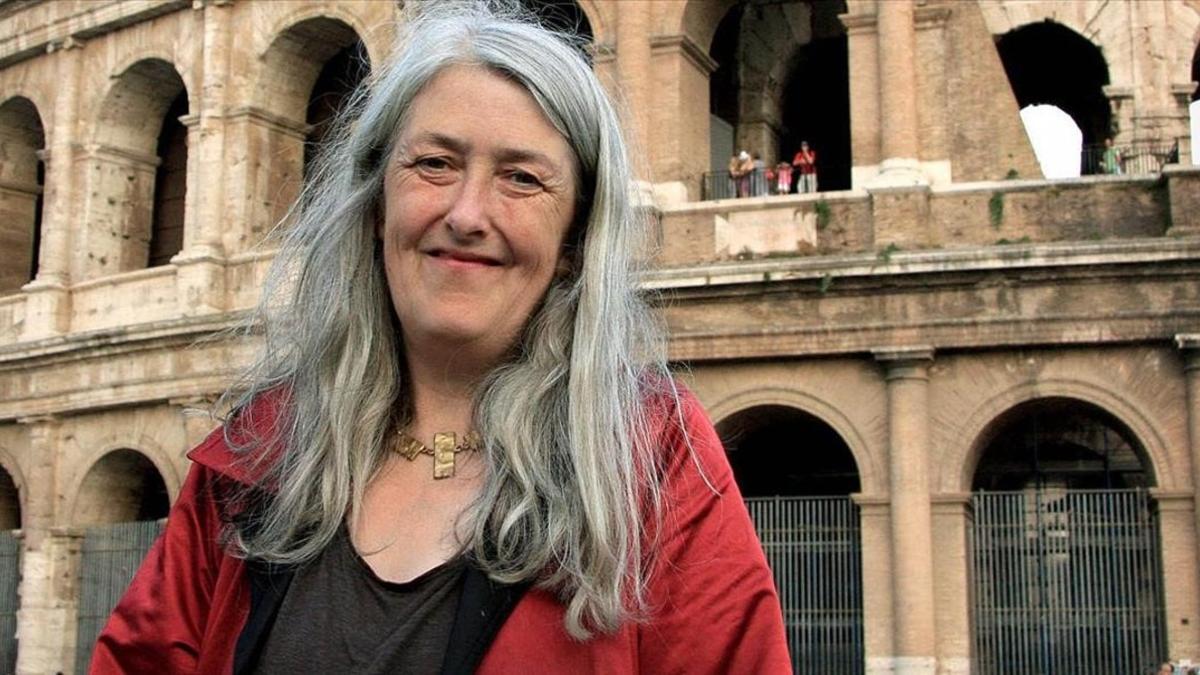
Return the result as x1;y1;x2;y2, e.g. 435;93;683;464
438;565;531;675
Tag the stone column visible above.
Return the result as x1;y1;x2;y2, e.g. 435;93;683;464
840;11;880;189
14;416;81;675
1178;334;1200;639
873;0;925;186
854;494;896;675
875;346;937;675
648;34;717;205
1153;489;1200;662
931;493;972;675
22;37;85;340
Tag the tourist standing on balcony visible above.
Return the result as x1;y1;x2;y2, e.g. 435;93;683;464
792;140;818;193
752;153;768;196
1102;137;1123;175
730;150;753;198
90;4;790;675
775;161;793;194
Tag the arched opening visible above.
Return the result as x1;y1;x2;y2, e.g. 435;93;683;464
717;404;863;674
304;38;370;179
996;22;1112;174
73;449;169;526
0;467;17;674
706;0;849;198
74;449;168;673
0;468;19;531
148;91;187;266
92;59;188;273
0;96;45;292
970;398;1165;674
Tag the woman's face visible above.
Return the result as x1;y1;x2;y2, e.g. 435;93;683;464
379;65;578;366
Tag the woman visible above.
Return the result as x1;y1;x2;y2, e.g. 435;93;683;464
92;4;789;674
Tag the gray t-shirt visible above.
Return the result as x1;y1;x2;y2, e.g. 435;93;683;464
251;524;465;674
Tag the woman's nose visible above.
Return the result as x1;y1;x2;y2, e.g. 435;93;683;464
444;170;492;238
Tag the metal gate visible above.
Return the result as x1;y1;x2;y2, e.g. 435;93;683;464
971;489;1166;675
746;496;864;674
0;531;19;675
74;520;165;675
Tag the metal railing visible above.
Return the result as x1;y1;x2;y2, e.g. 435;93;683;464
0;531;18;675
1081;141;1179;176
971;489;1166;675
702;169;773;200
75;520;166;675
746;496;864;675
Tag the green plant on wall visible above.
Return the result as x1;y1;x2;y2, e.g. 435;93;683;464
814;200;831;231
818;273;833;294
988;191;1004;228
877;242;900;264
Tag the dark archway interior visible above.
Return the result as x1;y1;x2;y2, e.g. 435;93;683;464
76;449;170;525
149;91;188;267
709;4;743;125
0;469;19;530
972;398;1151;492
1192;42;1199;101
520;0;593;53
0;96;46;288
718;404;860;497
305;39;371;178
779;0;850;191
996;21;1112;146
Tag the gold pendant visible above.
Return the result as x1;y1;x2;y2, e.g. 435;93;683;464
433;432;457;479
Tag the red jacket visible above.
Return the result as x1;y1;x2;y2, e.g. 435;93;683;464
90;389;790;674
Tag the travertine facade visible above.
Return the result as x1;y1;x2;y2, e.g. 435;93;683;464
0;1;1197;673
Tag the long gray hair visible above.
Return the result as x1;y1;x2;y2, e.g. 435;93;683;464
222;1;674;639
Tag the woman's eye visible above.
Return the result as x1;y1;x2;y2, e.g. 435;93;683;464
508;171;542;188
415;157;450;171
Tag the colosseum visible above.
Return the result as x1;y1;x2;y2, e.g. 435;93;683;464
0;0;1198;673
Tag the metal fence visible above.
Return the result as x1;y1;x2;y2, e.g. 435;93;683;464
746;496;864;675
0;532;18;675
1081;141;1179;176
702;169;772;200
971;489;1166;675
74;520;165;675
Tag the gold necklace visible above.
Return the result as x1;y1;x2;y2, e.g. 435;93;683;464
393;430;481;479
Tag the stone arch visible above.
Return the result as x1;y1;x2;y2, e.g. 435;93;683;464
1192;41;1199;101
708;386;882;495
521;0;594;44
0;95;46;293
574;0;607;45
673;0;739;53
705;0;848;185
84;57;190;274
69;447;172;526
995;21;1112;146
0;449;25;530
254;15;372;124
944;379;1175;494
261;4;382;75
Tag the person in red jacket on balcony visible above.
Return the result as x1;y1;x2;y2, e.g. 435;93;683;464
792;140;818;193
90;4;790;675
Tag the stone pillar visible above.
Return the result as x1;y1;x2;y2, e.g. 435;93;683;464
1179;335;1200;616
220;107;307;252
615;1;651;168
1164;166;1200;237
21;37;85;340
76;144;159;277
874;0;925;186
14;416;81;675
875;346;937;675
840;12;881;189
931;493;972;675
1154;489;1200;663
854;494;896;675
648;34;717;205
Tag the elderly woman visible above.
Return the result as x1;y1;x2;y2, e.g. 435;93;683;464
92;4;788;674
